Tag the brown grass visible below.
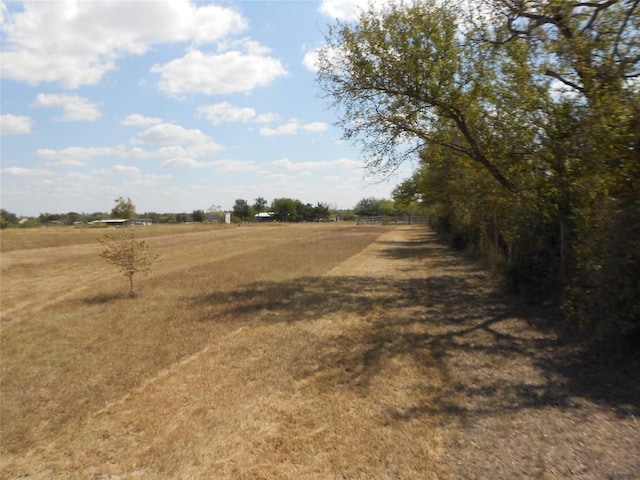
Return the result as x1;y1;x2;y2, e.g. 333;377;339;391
1;223;638;479
0;223;234;253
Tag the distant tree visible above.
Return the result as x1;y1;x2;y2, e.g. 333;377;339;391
0;209;18;229
63;212;82;225
39;213;59;224
111;196;136;220
99;231;158;297
175;213;188;223
253;197;268;213
192;209;206;223
297;203;314;221
271;198;300;221
232;199;252;222
87;212;109;222
354;197;395;216
314;202;331;220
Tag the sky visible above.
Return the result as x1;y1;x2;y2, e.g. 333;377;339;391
0;0;416;217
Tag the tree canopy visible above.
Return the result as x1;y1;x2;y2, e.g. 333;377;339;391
318;0;640;346
111;196;136;220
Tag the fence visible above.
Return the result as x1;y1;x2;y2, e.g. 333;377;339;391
355;215;429;225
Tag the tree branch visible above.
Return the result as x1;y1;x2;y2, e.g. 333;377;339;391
544;69;586;93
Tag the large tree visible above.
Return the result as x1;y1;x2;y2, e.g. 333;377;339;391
318;0;640;344
317;0;523;191
232;199;252;222
270;198;300;221
111;196;136;220
253;197;268;213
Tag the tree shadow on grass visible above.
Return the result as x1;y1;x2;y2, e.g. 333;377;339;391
190;233;640;420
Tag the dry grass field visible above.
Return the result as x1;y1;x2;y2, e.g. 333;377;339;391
1;223;638;479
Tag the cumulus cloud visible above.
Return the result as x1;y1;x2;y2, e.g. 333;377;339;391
259;120;328;136
319;0;397;20
104;165;141;175
273;157;361;172
198;102;256;125
302;122;329;132
255;112;280;123
152;46;287;96
32;94;102;121
35;121;223;169
319;0;370;20
1;0;247;88
302;48;320;72
161;157;202;168
134;123;211;145
161;157;261;173
121;114;163;127
211;159;263;173
1;113;34;135
0;166;54;176
37;146;121;166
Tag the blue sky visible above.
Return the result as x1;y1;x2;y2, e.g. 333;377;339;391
0;0;415;217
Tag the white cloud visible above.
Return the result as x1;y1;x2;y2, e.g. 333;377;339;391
0;113;34;135
0;166;54;176
32;94;102;121
260;121;299;137
301;122;329;132
198;102;256;125
318;0;369;20
162;157;202;168
302;48;320;72
134;123;211;145
319;0;397;20
259;120;329;136
211;159;263;173
104;165;141;175
1;1;247;88
34;122;222;169
121;114;163;127
160;157;261;173
152;47;287;96
274;157;362;172
186;142;224;157
255;112;280;124
37;146;121;166
0;1;8;25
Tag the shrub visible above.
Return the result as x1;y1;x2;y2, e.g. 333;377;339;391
99;231;158;297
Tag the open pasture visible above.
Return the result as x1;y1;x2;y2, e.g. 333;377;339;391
1;223;638;479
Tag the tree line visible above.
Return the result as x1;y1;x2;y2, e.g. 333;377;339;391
318;0;639;347
0;196;415;228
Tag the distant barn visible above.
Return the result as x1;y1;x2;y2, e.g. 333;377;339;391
254;212;273;222
208;212;231;224
88;218;153;226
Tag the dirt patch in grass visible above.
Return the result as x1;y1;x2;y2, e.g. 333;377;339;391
1;224;638;479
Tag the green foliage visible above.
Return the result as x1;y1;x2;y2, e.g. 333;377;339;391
232;199;252;222
353;197;395;217
253;197;268;213
111;196;136;220
269;198;332;222
319;0;640;347
270;198;298;221
192;209;206;223
0;209;19;229
99;231;158;297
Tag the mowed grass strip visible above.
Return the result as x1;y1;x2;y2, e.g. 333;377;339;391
4;224;638;478
2;224;409;474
